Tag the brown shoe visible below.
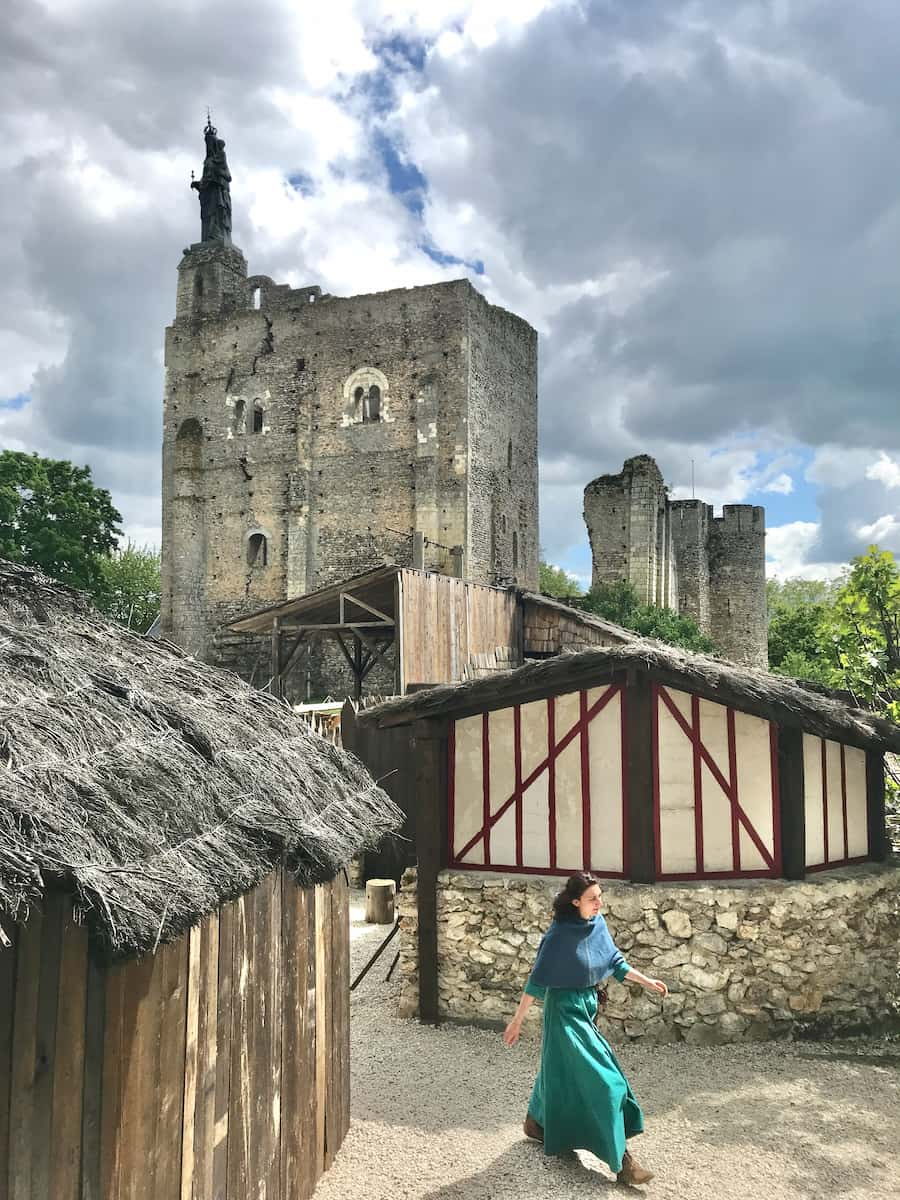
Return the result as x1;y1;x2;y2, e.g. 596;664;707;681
617;1150;654;1185
523;1114;544;1142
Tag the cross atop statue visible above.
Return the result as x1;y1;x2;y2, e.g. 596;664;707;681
191;114;232;245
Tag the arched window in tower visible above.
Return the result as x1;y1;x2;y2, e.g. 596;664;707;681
252;286;262;310
175;418;203;472
252;404;264;434
354;386;365;416
233;399;246;435
364;384;381;423
512;531;519;570
247;532;268;568
507;439;513;470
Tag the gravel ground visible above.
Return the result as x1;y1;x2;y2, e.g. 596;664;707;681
314;892;900;1200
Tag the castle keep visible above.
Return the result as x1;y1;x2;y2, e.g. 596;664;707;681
583;455;767;666
160;123;539;678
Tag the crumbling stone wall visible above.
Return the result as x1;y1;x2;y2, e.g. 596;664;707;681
160;241;539;687
583;455;767;667
397;864;900;1043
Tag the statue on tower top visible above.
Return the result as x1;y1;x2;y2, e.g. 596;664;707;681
191;115;232;245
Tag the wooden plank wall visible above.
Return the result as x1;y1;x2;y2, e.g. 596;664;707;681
0;871;351;1200
342;701;416;882
399;570;520;688
522;597;626;656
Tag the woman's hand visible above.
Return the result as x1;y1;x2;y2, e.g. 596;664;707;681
503;1017;522;1047
644;977;668;998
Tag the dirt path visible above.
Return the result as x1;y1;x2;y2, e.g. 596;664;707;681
313;893;900;1199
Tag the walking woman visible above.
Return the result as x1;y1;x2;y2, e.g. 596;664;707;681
503;872;667;1186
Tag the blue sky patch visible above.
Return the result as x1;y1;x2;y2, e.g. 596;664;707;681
0;393;29;411
374;130;426;217
420;242;485;275
287;171;315;196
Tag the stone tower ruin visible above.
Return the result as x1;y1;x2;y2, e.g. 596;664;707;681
583;455;767;667
160;123;539;680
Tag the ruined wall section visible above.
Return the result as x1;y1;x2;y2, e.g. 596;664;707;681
708;505;767;668
670;500;711;634
584;455;670;605
583;457;767;667
464;288;539;588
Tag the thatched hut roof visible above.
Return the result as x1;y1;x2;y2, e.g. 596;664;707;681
0;561;402;960
359;637;900;752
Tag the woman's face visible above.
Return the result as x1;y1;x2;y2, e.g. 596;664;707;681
572;883;602;919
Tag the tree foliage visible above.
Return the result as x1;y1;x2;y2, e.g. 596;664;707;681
539;559;584;598
95;544;161;634
0;451;122;596
768;547;900;720
581;580;716;654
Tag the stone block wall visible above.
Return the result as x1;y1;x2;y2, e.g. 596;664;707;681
161;242;539;689
708;505;767;668
397;865;900;1043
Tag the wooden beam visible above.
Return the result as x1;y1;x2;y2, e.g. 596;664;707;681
866;750;888;861
279;632;308;683
395;571;405;695
276;621;395;632
270;618;283;700
333;633;357;674
412;717;449;1025
624;671;655;883
777;726;806;879
339;591;394;624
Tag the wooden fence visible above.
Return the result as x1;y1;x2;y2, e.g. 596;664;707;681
0;871;349;1200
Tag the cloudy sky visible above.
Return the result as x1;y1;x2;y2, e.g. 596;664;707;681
3;0;900;585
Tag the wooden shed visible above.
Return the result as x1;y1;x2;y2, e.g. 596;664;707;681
0;561;400;1199
354;640;898;1020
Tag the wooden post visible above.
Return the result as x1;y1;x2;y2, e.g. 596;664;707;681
866;749;888;861
777;726;806;879
353;635;363;702
270;618;283;700
364;879;396;924
624;671;655;883
413;717;449;1025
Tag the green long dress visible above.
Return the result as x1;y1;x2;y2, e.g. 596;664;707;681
525;964;644;1173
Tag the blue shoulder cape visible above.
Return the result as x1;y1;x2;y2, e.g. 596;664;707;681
528;914;625;989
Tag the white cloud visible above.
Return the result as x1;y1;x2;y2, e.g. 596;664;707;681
857;513;900;542
866;451;900;490
762;472;793;495
765;521;845;580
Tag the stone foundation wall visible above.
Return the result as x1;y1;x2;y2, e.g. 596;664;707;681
398;864;900;1043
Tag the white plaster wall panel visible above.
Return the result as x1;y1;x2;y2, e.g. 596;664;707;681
803;733;825;867
554;691;584;870
697;698;732;872
521;699;550;868
453;714;484;864
488;707;517;864
825;739;845;862
656;688;697;874
588;689;624;874
845;746;869;858
734;711;775;872
699;760;734;871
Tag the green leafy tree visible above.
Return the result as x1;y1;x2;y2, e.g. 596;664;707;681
820;546;900;719
0;451;122;597
96;544;161;634
581;580;715;654
539;559;583;598
767;576;842;685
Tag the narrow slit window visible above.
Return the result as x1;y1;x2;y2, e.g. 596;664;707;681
252;405;264;434
512;531;519;569
507;439;513;469
233;399;246;434
252;287;262;310
365;384;381;422
247;533;267;567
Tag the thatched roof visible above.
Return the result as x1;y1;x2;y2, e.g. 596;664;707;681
0;561;402;960
359;637;900;752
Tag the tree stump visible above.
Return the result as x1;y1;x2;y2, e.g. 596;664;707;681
365;879;396;924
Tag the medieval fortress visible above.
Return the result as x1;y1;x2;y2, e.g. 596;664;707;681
160;125;766;674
